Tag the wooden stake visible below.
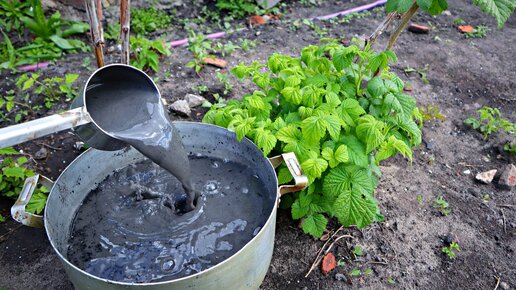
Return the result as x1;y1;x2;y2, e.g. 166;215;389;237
367;12;399;49
85;0;104;67
386;3;419;51
120;0;130;64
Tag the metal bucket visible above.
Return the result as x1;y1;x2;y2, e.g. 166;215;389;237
12;122;307;289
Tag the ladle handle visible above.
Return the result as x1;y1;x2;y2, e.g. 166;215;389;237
0;107;91;149
269;152;308;196
11;174;54;228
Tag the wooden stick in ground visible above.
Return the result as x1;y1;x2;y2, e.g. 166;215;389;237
366;12;399;49
95;0;104;44
120;0;130;64
386;3;419;51
84;0;104;67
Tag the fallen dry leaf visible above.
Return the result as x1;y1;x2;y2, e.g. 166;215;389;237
203;57;227;69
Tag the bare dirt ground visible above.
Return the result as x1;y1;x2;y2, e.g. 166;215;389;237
1;0;515;289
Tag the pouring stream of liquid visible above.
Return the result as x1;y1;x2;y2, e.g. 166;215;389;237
86;82;198;211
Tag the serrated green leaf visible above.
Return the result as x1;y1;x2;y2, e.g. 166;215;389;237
323;165;375;197
281;86;302;105
26;191;47;214
333;187;378;229
304;74;328;87
285;75;301;87
301;151;328;181
3;167;25;179
277;165;294;184
302;115;327;143
246;94;266;110
302;213;327;237
339;135;368;167
253;127;277;156
332;48;354;71
302;85;323;107
367;77;388;98
417;0;448;15
396;115;422;146
356;115;386;153
376;135;413;163
323;114;341;141
276;125;302;144
472;0;515;28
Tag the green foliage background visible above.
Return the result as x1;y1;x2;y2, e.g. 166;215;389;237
203;40;422;237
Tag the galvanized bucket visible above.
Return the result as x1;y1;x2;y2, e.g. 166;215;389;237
12;122;307;289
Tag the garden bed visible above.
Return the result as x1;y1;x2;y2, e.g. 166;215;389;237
0;0;515;289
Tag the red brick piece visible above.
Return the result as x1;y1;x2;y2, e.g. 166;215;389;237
321;252;337;275
458;25;474;33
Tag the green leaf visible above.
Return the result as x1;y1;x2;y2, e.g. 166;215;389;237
65;74;79;84
417;0;448;15
332;48;354;71
0;147;19;155
322;113;341;141
386;0;414;13
3;167;25;179
276;125;302;144
472;0;515;28
323;165;375;198
26;191;47;214
367;77;388;98
301;151;328;181
277;165;294;184
396;115;422;146
302;115;327;143
22;78;35;91
356;115;386;153
253;127;277;156
292;192;312;219
376;135;412;163
49;35;74;50
252;73;270;90
339;135;368;167
322;144;349;168
333;187;379;229
302;213;328;237
281;86;302;105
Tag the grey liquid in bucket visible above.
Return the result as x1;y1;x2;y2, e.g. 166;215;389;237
44;123;278;289
67;156;272;282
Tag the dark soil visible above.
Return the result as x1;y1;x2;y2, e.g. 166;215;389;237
1;0;515;289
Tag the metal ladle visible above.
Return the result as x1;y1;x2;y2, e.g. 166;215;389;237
0;64;161;150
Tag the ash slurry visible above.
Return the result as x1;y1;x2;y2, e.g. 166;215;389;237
85;79;198;211
67;156;271;282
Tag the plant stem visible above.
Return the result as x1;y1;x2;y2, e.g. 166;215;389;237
386;3;419;51
120;0;131;64
366;12;399;49
84;0;104;67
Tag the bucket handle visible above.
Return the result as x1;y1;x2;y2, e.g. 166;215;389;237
11;174;54;228
269;152;308;196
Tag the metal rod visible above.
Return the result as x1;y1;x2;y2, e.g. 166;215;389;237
0;107;92;149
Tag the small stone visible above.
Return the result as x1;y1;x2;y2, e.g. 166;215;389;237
500;282;509;290
463;169;471;175
335;273;346;281
475;169;497;184
34;147;48;160
168;100;191;117
321;252;336;275
443;10;452;16
408;23;430;34
185;93;207;108
499;164;516;188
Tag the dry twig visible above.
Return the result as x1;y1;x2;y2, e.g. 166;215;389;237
120;0;131;64
305;227;354;278
84;0;104;67
493;276;500;290
367;12;400;49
